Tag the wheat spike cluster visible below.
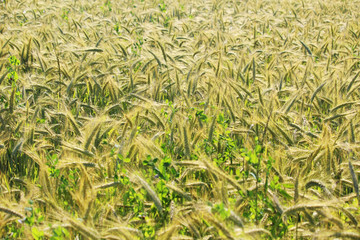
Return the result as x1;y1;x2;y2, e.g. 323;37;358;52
1;0;360;239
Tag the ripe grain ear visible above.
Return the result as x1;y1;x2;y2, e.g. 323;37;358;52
348;160;360;204
134;174;163;215
0;206;24;218
183;126;191;158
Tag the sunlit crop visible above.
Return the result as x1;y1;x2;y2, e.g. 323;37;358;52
1;0;360;239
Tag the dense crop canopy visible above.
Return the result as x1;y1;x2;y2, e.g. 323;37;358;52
1;0;360;239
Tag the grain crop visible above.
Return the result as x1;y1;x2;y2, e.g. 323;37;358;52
1;0;360;239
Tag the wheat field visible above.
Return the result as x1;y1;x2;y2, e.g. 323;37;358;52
1;0;360;239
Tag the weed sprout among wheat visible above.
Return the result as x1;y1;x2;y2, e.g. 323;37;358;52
1;0;360;239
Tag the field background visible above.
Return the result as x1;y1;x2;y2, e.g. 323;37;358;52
1;0;360;239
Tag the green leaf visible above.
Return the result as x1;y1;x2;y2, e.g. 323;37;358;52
32;227;44;240
53;226;62;236
255;144;262;153
37;215;44;223
250;152;258;164
279;189;292;200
